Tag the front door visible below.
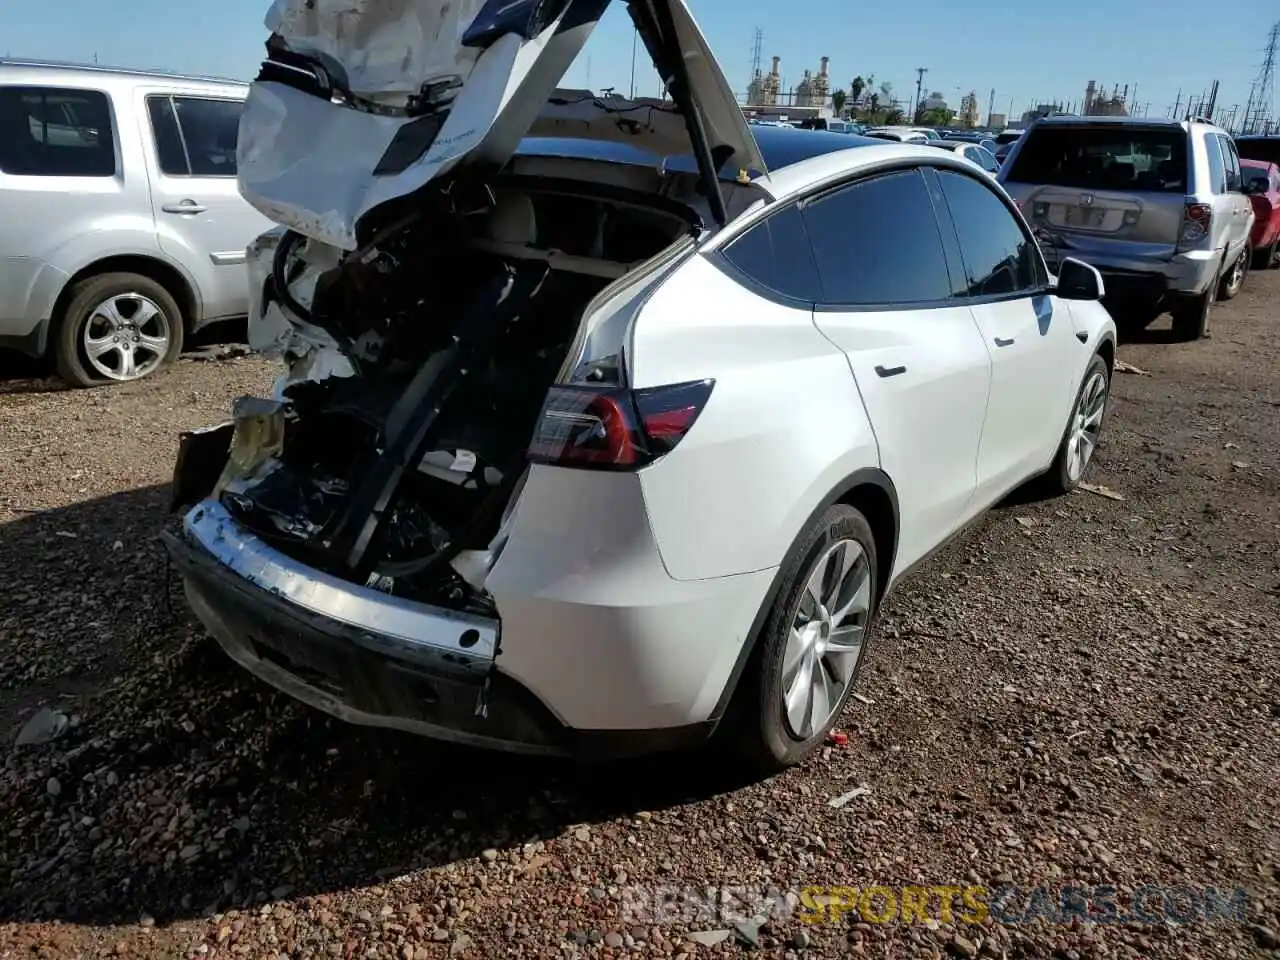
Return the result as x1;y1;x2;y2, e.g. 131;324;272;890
139;89;273;322
932;167;1079;502
801;168;992;572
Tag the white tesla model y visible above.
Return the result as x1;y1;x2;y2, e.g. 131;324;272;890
166;0;1117;770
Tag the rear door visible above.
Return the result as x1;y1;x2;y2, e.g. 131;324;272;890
140;90;273;323
933;167;1077;498
1216;134;1254;260
1002;123;1189;269
802;167;992;571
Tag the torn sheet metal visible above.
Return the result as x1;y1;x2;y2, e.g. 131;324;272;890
239;0;606;249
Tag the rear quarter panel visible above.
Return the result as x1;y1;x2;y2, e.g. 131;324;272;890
628;252;881;583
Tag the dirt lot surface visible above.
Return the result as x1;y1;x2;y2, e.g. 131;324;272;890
1;285;1277;960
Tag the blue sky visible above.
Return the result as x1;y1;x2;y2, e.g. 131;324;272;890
1;0;1270;125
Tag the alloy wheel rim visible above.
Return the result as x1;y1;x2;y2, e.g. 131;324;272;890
1227;252;1246;291
1066;370;1108;482
780;538;872;740
83;293;171;381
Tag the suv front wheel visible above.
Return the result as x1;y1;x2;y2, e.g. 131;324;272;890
55;273;185;387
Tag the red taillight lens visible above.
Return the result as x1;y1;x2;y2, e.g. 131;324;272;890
1178;201;1212;248
527;380;713;470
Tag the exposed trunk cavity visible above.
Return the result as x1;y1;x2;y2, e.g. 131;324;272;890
219;180;697;614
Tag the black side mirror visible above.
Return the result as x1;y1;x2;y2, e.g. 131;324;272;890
1056;257;1104;301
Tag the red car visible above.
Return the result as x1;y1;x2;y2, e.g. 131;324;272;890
1241;159;1280;268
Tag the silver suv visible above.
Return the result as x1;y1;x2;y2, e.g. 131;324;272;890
1000;116;1254;340
0;60;273;385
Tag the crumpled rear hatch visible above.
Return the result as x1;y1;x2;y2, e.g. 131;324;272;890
236;0;765;249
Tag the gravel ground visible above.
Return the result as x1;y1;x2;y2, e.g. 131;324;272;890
1;284;1277;960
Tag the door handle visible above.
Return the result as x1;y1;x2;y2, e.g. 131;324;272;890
162;200;207;215
874;364;907;378
994;337;1016;347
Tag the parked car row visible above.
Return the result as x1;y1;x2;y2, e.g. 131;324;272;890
0;51;1267;394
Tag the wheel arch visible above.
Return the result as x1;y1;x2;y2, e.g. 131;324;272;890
709;466;899;724
1096;333;1115;375
52;255;199;338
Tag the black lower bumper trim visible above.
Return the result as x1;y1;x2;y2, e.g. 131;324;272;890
163;530;714;760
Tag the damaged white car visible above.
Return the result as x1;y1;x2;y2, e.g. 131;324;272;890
166;0;1117;767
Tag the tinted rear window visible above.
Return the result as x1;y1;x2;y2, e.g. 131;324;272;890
1235;137;1280;166
1006;125;1187;192
0;85;116;176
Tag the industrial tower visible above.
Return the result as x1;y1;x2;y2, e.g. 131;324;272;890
1244;22;1280;134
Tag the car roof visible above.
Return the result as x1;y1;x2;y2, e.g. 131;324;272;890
518;124;886;183
1240;158;1274;168
932;140;983;150
759;140;974;199
0;57;246;87
517;128;966;203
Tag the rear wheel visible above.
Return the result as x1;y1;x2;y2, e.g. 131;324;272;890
1253;239;1279;270
1217;247;1248;300
729;504;878;771
54;273;184;387
1109;299;1161;333
1169;266;1218;342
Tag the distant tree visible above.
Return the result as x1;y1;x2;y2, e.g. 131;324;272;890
832;89;848;116
850;75;867;105
884;106;904;124
919;107;953;127
867;93;881;118
879;81;893;102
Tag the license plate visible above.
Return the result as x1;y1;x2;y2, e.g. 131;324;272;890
1064;205;1104;227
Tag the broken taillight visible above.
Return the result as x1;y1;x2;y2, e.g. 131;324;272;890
527;380;714;470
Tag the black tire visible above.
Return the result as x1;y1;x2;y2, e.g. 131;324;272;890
1036;353;1111;497
54;272;185;388
1217;247;1248;300
1252;239;1278;270
1108;299;1160;334
1169;286;1214;341
728;504;879;772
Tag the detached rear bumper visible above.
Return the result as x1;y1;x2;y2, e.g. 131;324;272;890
164;500;715;758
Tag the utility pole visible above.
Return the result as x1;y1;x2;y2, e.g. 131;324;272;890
1171;89;1181;120
987;87;996;127
1206;78;1220;118
912;66;927;121
629;28;638;99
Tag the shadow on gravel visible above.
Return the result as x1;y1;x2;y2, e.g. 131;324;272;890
0;485;758;928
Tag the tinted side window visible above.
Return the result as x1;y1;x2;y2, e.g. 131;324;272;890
801;169;952;305
1204;133;1227;194
0;85;116;176
172;97;241;176
937;170;1041;297
721;203;821;302
146;96;190;175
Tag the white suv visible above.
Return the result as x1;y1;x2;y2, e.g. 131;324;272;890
0;60;273;385
166;0;1117;769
